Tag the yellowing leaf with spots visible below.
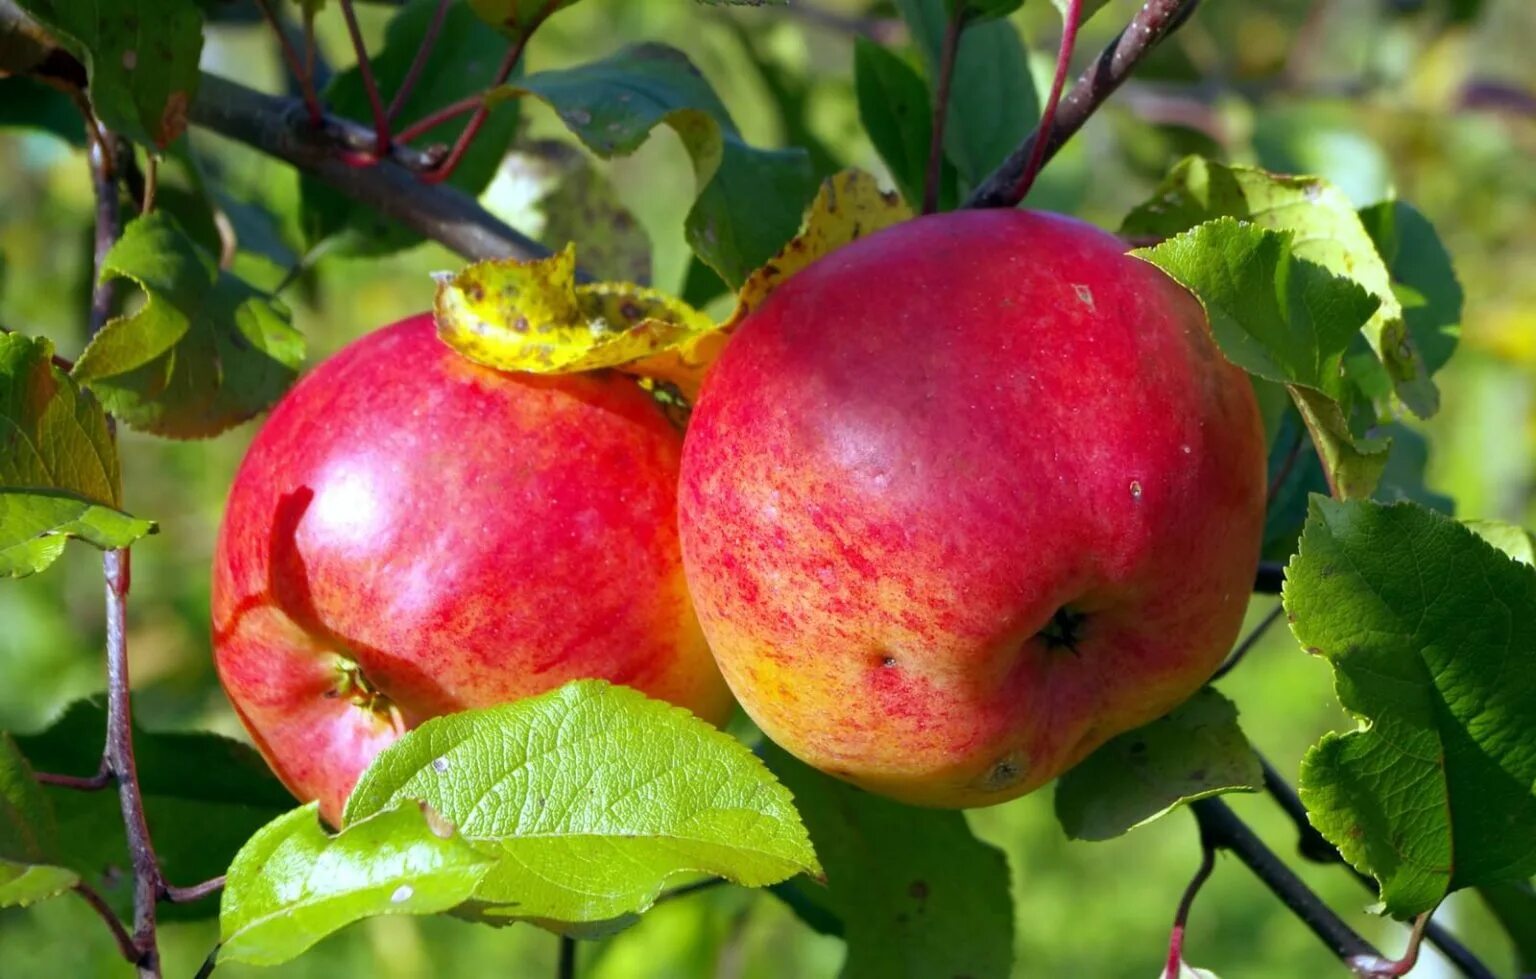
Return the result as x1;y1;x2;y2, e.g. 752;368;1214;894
434;170;913;400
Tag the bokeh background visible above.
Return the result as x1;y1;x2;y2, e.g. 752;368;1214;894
1;0;1533;975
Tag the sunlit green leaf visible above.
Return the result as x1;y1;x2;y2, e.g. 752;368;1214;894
345;681;819;928
219;802;492;966
1287;498;1536;917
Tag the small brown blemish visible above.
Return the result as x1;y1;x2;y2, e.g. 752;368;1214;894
1129;479;1143;499
879;655;897;668
978;754;1026;792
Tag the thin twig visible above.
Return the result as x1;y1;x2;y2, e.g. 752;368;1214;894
1254;561;1284;595
163;875;226;904
387;0;452;121
1210;604;1285;681
254;0;323;126
87;137;122;338
965;0;1201;209
193;946;220;979
1164;820;1217;979
338;0;391;154
187;73;554;265
557;934;576;979
1190;798;1391;976
104;549;164;979
419;0;557;186
921;7;965;214
1012;0;1083;203
34;766;112;790
74;881;138;964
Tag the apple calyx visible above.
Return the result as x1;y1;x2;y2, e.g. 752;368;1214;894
325;658;399;722
1038;606;1088;653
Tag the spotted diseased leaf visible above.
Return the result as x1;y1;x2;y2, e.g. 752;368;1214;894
344;681;819;929
14;0;202;148
71;211;303;439
1134;219;1387;499
1123;157;1438;417
1055;689;1262;841
303;0;521;255
0;734;78;908
493;43;816;287
0;333;155;577
218;802;493;966
1286;498;1536;917
763;744;1013;979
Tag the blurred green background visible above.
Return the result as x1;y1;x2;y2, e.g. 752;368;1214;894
1;0;1533;975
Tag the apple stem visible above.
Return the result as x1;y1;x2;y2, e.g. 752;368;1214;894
387;0;453;122
964;0;1202;209
1162;819;1216;979
1011;0;1084;204
1258;755;1498;978
921;7;966;215
253;0;325;128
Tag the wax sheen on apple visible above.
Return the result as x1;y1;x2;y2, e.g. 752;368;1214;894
212;315;732;824
678;209;1266;808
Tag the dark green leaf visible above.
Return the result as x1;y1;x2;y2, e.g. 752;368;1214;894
1287;498;1536;917
466;0;584;40
71;211;302;438
894;0;1038;193
304;0;522;255
0;332;156;577
15;700;295;921
219;802;492;966
1358;200;1462;377
763;744;1013;979
15;0;202;148
1479;880;1536;974
500;44;816;287
345;681;819;928
1373;423;1454;514
1055;689;1263;841
0;734;77;907
1133;219;1388;499
1124;157;1437;417
511;141;651;284
853;38;933;210
0;76;87;146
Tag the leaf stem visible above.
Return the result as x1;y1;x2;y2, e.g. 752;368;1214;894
254;0;323;127
34;765;112;790
1163;820;1217;979
338;0;392;155
1012;0;1083;203
1210;604;1284;681
386;0;452;121
921;7;965;215
163;875;227;904
558;934;576;979
418;0;561;186
965;0;1201;209
140;154;158;216
74;881;138;964
393;94;486;147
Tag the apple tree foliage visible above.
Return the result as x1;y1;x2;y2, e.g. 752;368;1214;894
0;0;1532;976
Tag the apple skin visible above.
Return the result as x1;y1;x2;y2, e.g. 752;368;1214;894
677;209;1266;808
213;314;733;824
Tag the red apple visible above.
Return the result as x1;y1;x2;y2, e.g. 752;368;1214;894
678;210;1265;808
212;314;732;824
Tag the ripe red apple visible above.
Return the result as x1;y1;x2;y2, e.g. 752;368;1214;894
212;314;733;824
678;209;1265;808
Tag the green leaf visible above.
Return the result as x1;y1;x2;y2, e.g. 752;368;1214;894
762;744;1012;979
1133;219;1388;499
1373;423;1454;515
0;76;87;147
0;332;156;577
853;38;934;210
1465;520;1536;566
498;44;816;288
15;700;295;921
1050;0;1113;25
345;681;819;928
71;211;303;438
304;0;521;255
1055;689;1263;842
948;0;1022;22
1479;880;1536;974
1286;498;1536;917
1358;200;1462;377
14;0;202;148
1123;158;1437;417
219;802;493;966
894;0;1038;193
0;734;78;907
466;0;583;40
